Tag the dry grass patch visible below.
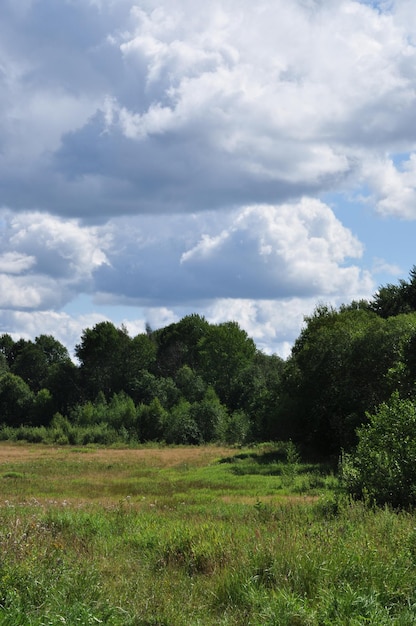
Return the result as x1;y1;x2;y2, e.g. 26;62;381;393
0;444;248;507
0;443;235;468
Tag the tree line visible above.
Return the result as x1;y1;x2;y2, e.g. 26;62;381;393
0;316;284;446
1;267;416;464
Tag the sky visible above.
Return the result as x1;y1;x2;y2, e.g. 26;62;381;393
1;0;416;358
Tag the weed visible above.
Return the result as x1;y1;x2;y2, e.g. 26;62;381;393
2;472;24;480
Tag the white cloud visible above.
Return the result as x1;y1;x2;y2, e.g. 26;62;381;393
0;309;110;359
0;210;110;310
362;153;416;218
371;257;402;277
0;198;373;352
1;0;415;216
7;212;110;279
205;297;319;357
0;275;50;309
0;252;35;274
179;199;371;299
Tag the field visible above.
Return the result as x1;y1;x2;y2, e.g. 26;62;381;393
0;443;415;625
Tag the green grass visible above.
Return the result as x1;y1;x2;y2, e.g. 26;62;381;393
0;443;414;624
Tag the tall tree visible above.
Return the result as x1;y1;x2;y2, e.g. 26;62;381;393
0;334;14;368
75;322;131;399
154;314;210;377
12;342;49;392
279;305;416;456
0;373;34;426
197;321;257;406
230;351;285;440
370;266;416;318
35;335;71;366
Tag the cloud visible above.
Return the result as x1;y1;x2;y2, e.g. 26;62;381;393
0;0;416;218
0;196;373;355
203;297;313;357
371;257;402;277
362;153;416;218
93;198;372;303
0;210;110;309
7;212;110;278
0;252;35;274
180;199;369;296
0;309;111;359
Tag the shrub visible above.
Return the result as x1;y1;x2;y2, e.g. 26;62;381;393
163;399;200;444
190;387;227;442
216;409;251;445
341;392;416;507
137;398;166;441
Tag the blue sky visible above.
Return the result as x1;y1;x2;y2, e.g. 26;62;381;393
0;0;416;357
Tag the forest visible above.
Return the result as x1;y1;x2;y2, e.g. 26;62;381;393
1;268;416;472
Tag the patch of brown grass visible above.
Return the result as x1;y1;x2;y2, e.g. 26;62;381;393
0;444;243;507
0;443;235;468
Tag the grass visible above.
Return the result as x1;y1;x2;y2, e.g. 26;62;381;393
0;443;414;624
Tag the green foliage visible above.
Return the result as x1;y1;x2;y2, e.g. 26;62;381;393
216;409;251;445
197;320;257;406
0;373;34;426
45;359;80;416
175;365;206;402
0;417;122;446
153;313;210;377
281;304;416;456
127;370;179;409
128;332;157;372
106;392;137;430
233;352;285;441
69;392;138;438
190;386;227;443
137;398;167;442
370;265;416;318
341;392;416;508
0;333;15;368
163;399;200;444
9;335;71;394
31;388;54;426
75;321;131;399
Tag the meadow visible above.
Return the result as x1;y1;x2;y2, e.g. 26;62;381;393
0;443;415;625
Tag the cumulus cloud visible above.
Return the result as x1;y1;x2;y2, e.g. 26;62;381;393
362;153;416;218
203;297;310;357
92;198;372;304
7;212;110;278
0;309;111;359
0;252;35;274
0;0;415;217
0;197;372;355
179;199;371;298
0;210;109;309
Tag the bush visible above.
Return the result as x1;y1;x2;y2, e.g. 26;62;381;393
163;399;200;444
341;392;416;508
106;392;137;430
137;398;166;441
216;409;251;445
190;387;227;442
